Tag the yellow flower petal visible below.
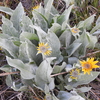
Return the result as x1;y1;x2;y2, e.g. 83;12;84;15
32;5;40;10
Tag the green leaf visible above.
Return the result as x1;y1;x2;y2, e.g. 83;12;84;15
65;64;73;72
30;25;47;42
57;91;72;100
0;33;10;39
53;62;66;73
50;23;61;36
0;65;11;72
6;75;13;87
32;11;48;32
18;42;29;63
6;56;35;79
72;30;91;57
92;29;100;36
35;57;56;90
44;84;50;94
47;30;61;58
96;16;100;25
68;57;78;65
66;42;82;57
44;0;54;20
48;7;59;25
11;82;27;91
2;16;12;26
44;85;59;100
57;5;73;25
44;0;58;25
10;2;24;32
25;39;40;63
77;87;92;92
52;93;59;100
90;23;100;34
63;4;74;23
13;41;21;46
77;14;95;30
2;16;19;37
20;32;39;41
22;79;35;88
57;91;85;100
59;29;72;47
21;15;34;33
68;92;85;100
46;30;63;64
0;6;13;15
0;38;19;58
87;33;97;48
64;85;73;90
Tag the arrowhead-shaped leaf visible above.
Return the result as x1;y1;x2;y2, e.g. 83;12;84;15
6;56;35;79
10;2;24;32
35;57;56;90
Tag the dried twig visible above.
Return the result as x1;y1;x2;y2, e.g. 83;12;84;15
0;87;10;95
29;86;38;97
51;71;68;77
86;50;100;57
80;50;100;59
90;90;100;100
0;71;20;76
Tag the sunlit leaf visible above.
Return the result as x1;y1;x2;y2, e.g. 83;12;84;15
77;14;95;30
2;16;19;37
20;32;38;41
66;42;82;57
35;57;56;90
10;2;24;32
0;38;19;58
21;15;34;33
6;56;35;79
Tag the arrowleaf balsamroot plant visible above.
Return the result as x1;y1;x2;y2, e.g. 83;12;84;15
0;0;100;99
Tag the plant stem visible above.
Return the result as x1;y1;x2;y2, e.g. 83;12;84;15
51;71;68;77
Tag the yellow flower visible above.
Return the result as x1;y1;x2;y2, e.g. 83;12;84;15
37;42;52;56
0;46;2;50
71;28;80;34
70;69;80;79
32;5;40;10
80;58;100;75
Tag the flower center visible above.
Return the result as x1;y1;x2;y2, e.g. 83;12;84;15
72;71;78;77
84;63;91;69
71;28;79;33
40;46;47;53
